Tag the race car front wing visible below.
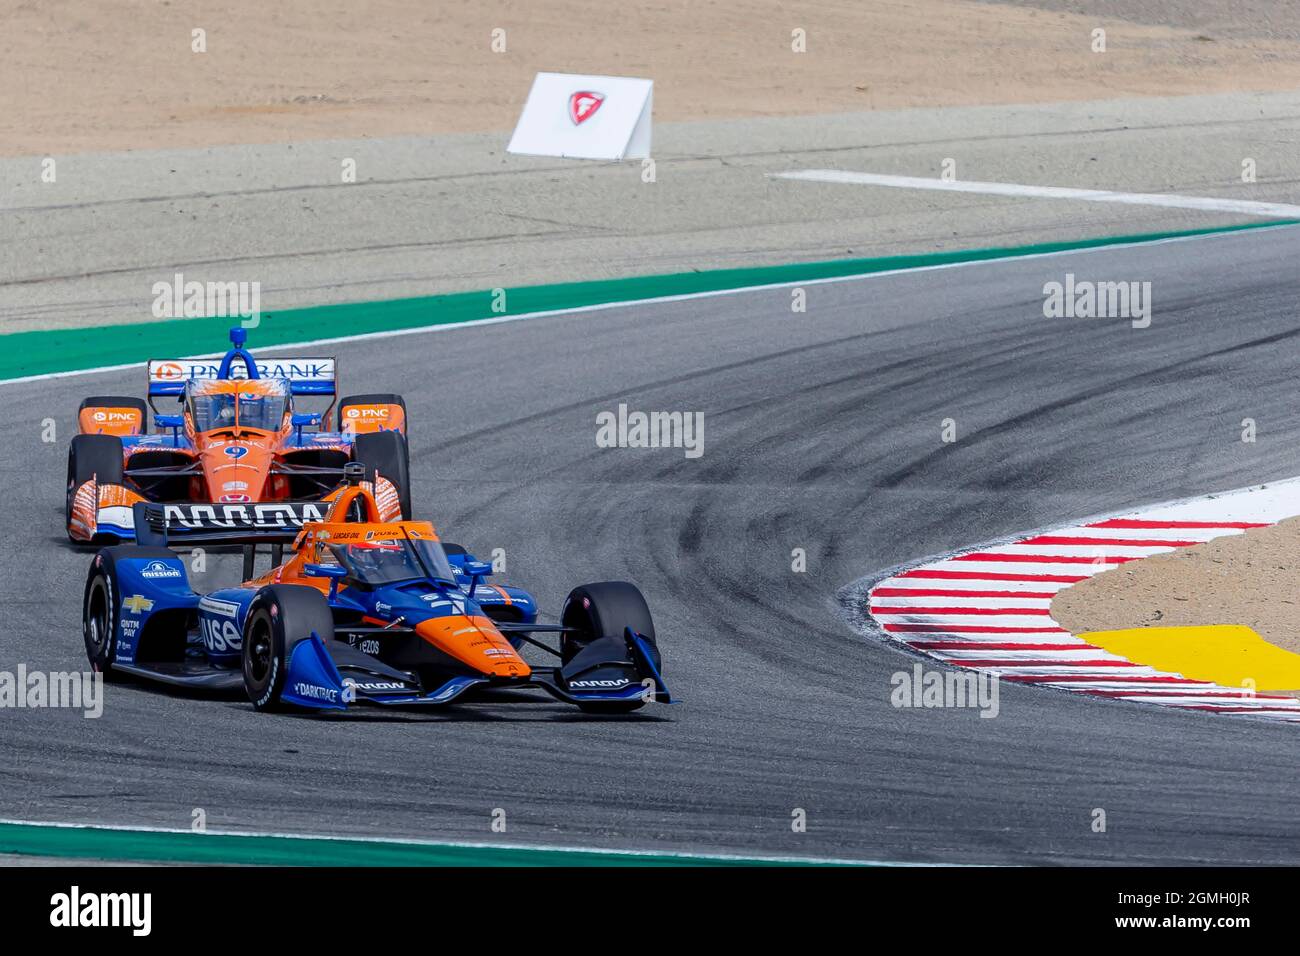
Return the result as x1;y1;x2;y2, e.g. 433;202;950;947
281;627;673;710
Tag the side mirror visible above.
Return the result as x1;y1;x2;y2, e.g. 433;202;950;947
462;559;492;599
304;563;347;580
291;413;321;428
154;414;184;429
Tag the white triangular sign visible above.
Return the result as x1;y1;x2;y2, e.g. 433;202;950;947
508;72;653;161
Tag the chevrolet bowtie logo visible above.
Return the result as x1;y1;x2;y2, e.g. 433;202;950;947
123;595;154;614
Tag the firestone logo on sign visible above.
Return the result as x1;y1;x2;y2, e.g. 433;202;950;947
508;73;651;161
569;91;604;125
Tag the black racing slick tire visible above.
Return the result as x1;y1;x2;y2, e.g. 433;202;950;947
560;581;658;714
338;393;407;435
352;430;412;520
79;395;148;434
81;546;175;678
67;434;125;536
242;585;336;712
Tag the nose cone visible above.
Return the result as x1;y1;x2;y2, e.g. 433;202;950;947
416;615;531;678
201;440;273;502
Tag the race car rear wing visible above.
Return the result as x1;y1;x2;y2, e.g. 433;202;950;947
133;500;331;546
147;357;337;398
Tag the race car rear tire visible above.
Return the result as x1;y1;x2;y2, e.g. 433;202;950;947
352;430;411;520
338;393;407;434
67;434;125;538
242;584;336;712
560;581;658;713
79;395;147;434
81;546;175;678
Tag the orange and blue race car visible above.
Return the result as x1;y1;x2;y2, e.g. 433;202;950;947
81;470;671;714
67;327;410;545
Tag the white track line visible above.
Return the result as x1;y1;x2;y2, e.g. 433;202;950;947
771;170;1300;219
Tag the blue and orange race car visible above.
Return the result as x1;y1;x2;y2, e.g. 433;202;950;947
67;327;410;545
81;472;671;714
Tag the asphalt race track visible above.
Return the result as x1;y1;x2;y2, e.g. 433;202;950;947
2;225;1298;865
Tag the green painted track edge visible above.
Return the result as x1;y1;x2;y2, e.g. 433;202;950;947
0;821;850;867
5;219;1296;381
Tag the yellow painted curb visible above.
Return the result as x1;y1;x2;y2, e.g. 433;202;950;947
1082;625;1300;690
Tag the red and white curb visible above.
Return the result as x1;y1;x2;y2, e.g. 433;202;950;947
864;479;1300;722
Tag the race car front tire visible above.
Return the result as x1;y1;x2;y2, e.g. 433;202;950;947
79;395;147;434
560;581;658;713
338;392;407;435
67;434;125;538
352;430;412;520
242;584;336;712
82;546;175;677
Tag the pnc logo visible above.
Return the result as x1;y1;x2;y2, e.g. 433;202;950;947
568;91;604;125
154;362;184;380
